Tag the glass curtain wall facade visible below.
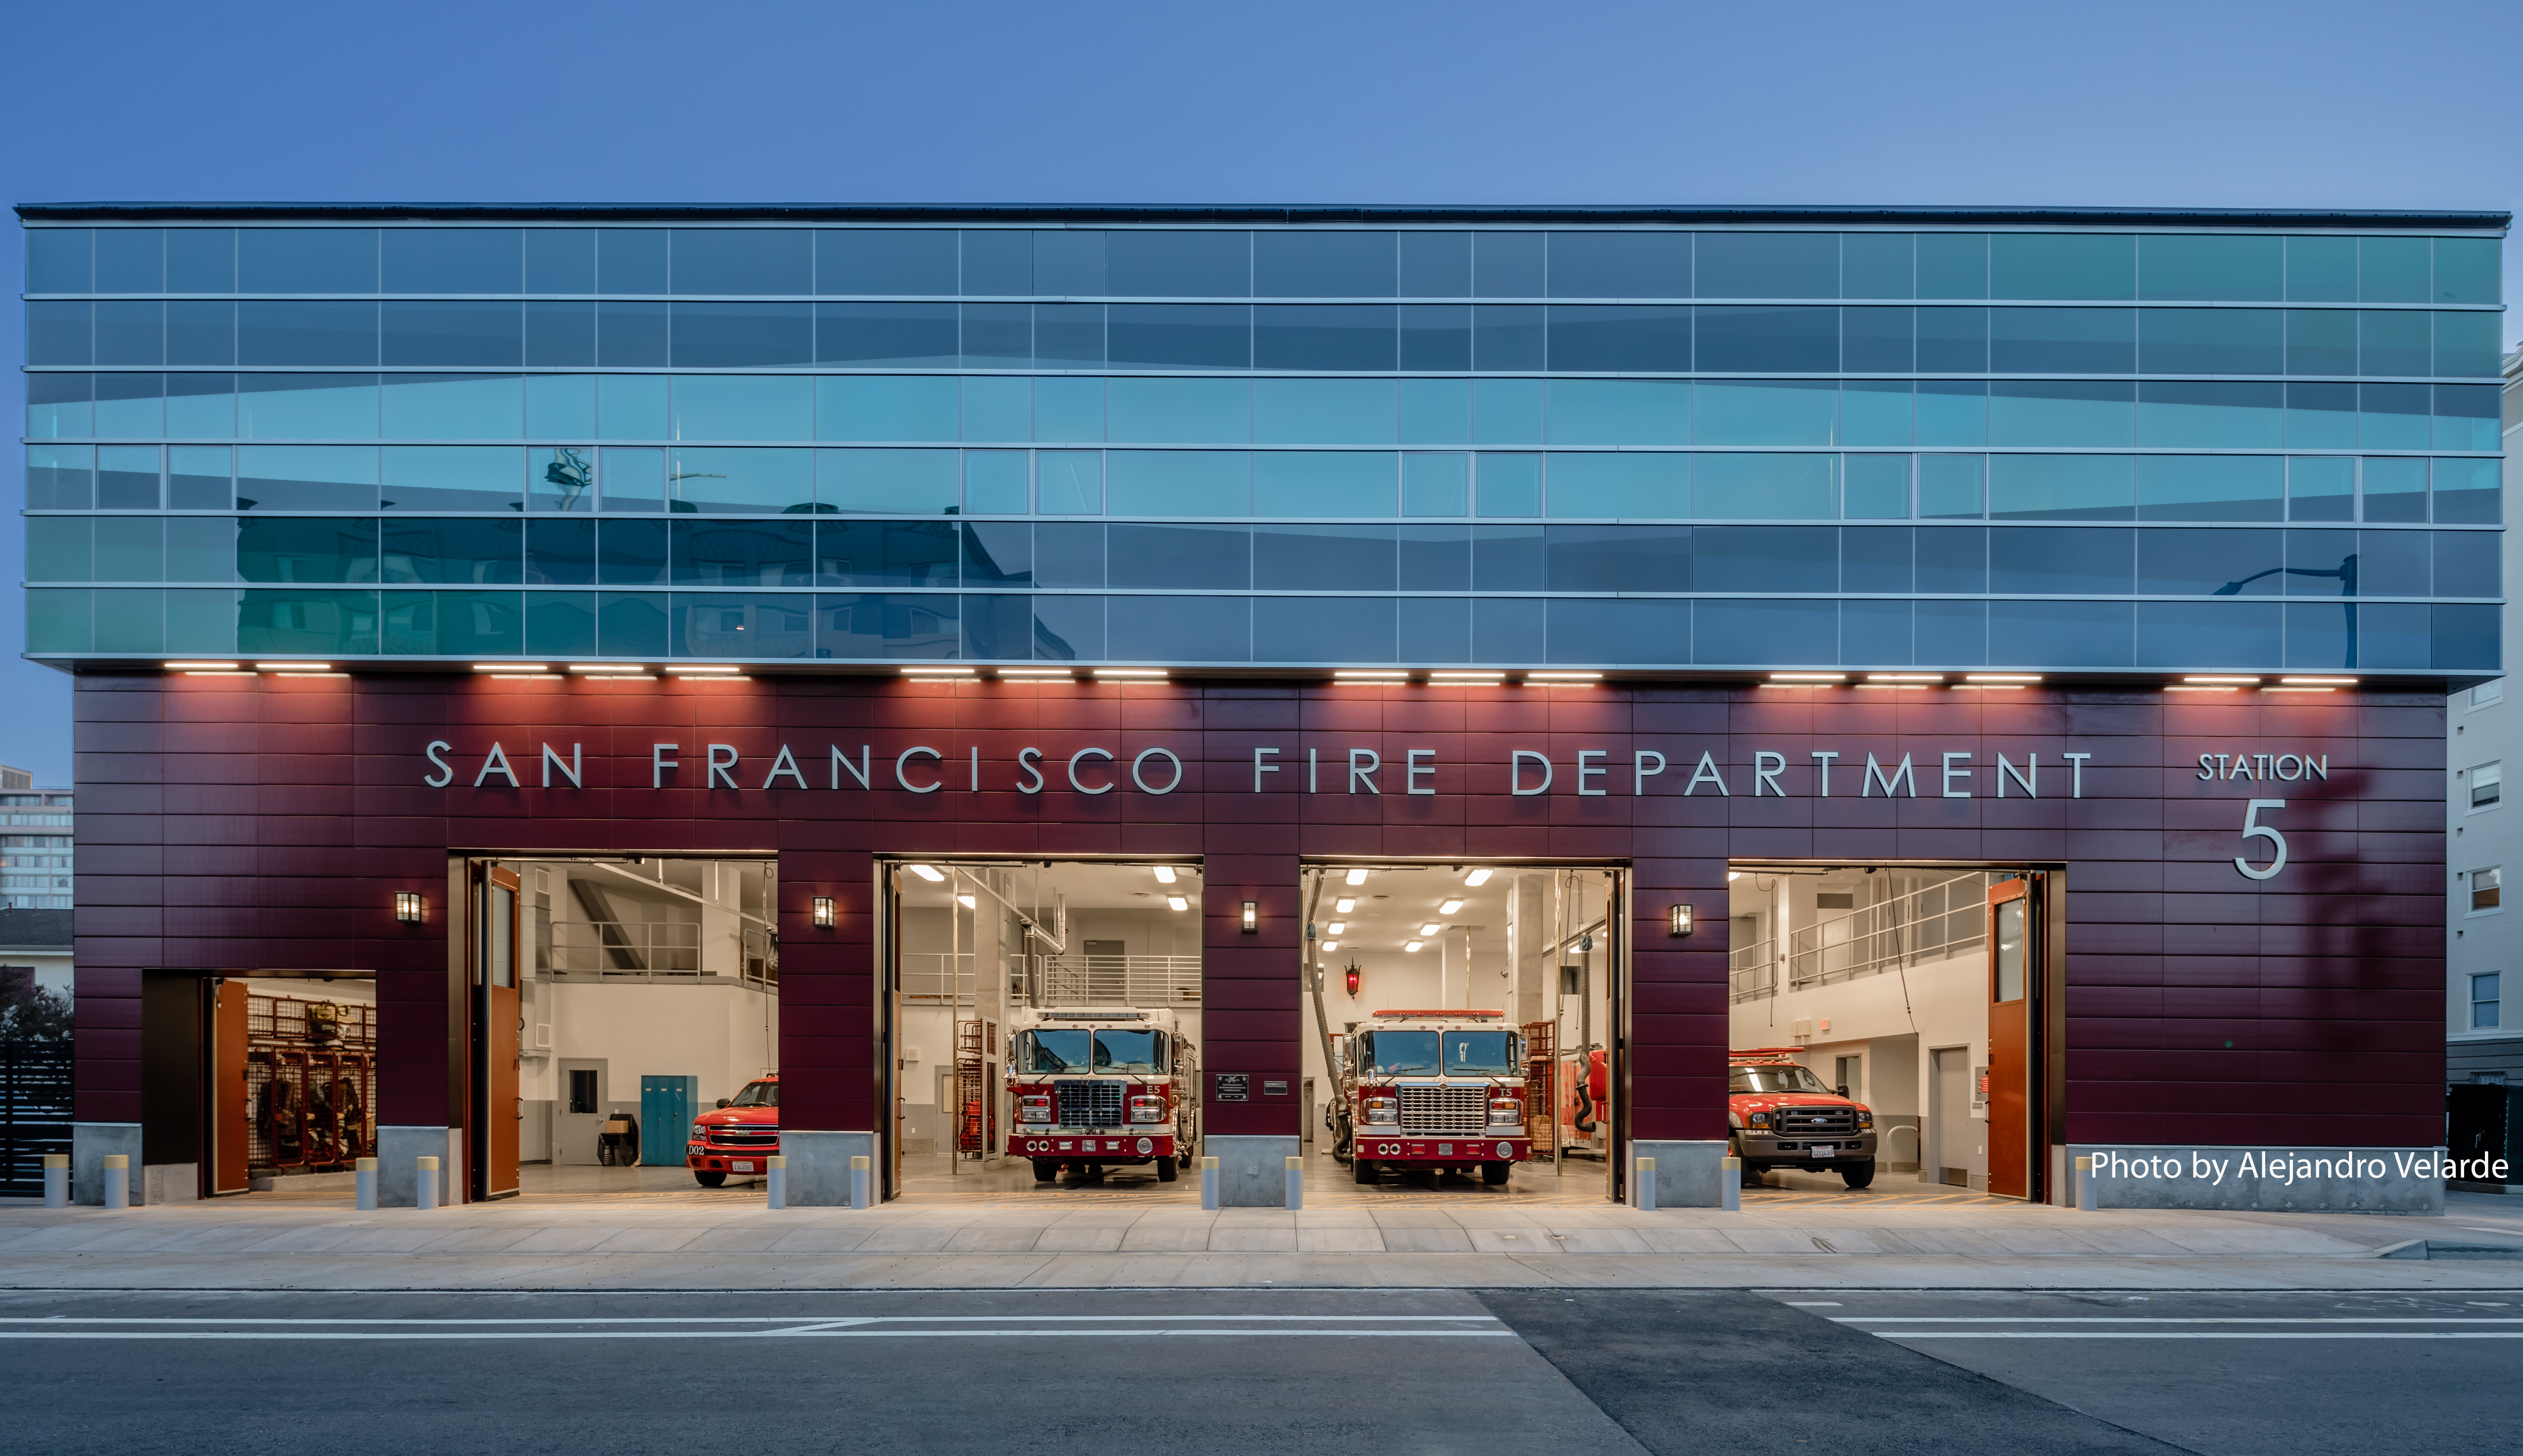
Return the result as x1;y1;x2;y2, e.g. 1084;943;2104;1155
18;208;2506;675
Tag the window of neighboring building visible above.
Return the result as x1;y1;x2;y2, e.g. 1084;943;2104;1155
2471;761;2503;812
2474;680;2505;709
2473;972;2502;1030
2471;866;2503;914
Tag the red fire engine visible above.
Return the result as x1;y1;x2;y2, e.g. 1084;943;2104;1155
1338;1010;1531;1185
1007;1007;1198;1183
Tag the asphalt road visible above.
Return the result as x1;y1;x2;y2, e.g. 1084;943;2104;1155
0;1285;2512;1454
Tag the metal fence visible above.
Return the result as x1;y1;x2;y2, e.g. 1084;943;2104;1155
901;953;1202;1008
0;1037;71;1198
544;920;777;985
1729;872;1995;1002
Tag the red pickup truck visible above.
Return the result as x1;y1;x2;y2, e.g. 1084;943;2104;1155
1727;1049;1876;1189
687;1074;778;1187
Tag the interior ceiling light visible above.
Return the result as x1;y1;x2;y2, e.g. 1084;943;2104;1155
1418;922;1442;937
163;661;238;670
906;864;944;882
1153;865;1176;884
1439;899;1463;914
1345;868;1368;886
1320;941;1339;952
1404;941;1424;953
1326;922;1346;935
1335;898;1356;913
957;894;977;909
1462;868;1493;887
1166;895;1189;912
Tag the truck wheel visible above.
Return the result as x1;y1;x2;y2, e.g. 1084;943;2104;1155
1481;1161;1511;1186
1353;1158;1377;1185
1156;1157;1178;1183
1032;1159;1060;1183
1839;1161;1876;1190
693;1171;726;1188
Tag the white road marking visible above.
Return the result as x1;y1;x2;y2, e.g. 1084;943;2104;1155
1782;1301;1843;1307
0;1314;1501;1326
1868;1332;2523;1340
0;1312;1511;1341
1834;1317;2523;1324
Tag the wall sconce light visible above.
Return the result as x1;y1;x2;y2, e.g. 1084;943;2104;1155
394;892;425;924
1344;961;1362;998
812;896;837;929
1240;900;1259;934
1669;903;1694;937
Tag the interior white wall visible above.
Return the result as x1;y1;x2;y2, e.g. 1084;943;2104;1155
526;981;776;1111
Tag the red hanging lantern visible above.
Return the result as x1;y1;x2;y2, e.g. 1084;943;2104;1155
1344;960;1362;998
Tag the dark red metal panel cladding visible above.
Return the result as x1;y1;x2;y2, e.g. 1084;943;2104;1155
71;675;2446;1148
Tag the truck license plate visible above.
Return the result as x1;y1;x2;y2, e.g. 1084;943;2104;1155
1809;1146;1835;1159
733;1161;755;1172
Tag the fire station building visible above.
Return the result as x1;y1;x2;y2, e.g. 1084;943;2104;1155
18;203;2502;1212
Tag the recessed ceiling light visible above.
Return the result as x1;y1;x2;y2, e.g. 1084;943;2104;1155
1167;895;1189;911
1335;898;1355;913
1439;899;1463;914
1418;923;1441;937
906;864;944;882
1320;941;1339;952
1153;866;1175;884
1326;922;1346;935
1345;868;1368;886
1404;941;1424;953
1463;868;1493;887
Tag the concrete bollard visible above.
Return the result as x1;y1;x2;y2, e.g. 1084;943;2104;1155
1634;1155;1657;1211
102;1154;129;1210
1284;1155;1303;1211
416;1155;440;1211
2075;1155;2098;1211
1200;1155;1220;1211
43;1153;68;1209
848;1154;869;1210
355;1157;377;1211
766;1155;787;1209
1720;1156;1742;1212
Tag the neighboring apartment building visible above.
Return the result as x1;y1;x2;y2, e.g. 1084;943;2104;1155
0;765;72;911
2447;351;2523;1088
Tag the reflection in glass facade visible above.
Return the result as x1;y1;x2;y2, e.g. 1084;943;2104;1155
19;208;2505;674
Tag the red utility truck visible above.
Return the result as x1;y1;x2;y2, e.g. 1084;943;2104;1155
686;1074;778;1186
1727;1048;1877;1188
1340;1010;1531;1186
1007;1007;1197;1183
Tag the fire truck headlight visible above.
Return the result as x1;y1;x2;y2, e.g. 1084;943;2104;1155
1136;1137;1153;1154
1487;1097;1523;1126
1128;1095;1166;1124
1364;1096;1398;1125
1496;1141;1513;1159
1018;1095;1054;1124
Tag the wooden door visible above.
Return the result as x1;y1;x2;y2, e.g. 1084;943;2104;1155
478;864;522;1199
209;980;249;1195
1985;878;2034;1200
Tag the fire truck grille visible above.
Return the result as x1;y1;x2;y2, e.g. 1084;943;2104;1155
1057;1081;1126;1128
1779;1106;1857;1137
1399;1086;1488;1136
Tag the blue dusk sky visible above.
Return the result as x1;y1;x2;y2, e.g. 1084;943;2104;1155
4;0;2517;782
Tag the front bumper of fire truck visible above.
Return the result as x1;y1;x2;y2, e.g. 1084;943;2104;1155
1010;1132;1176;1161
1353;1137;1529;1167
687;1129;781;1175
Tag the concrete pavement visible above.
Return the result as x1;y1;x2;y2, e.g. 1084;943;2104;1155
4;1181;2520;1292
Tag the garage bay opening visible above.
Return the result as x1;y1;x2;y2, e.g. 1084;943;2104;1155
1301;862;1628;1203
1727;863;2056;1202
885;860;1203;1202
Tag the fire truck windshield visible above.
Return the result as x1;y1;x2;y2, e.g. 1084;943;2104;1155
1363;1030;1518;1078
1729;1064;1829;1094
727;1080;779;1107
1092;1029;1168;1073
1017;1029;1092;1074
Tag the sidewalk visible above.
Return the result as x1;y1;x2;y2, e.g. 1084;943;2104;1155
6;1182;2520;1292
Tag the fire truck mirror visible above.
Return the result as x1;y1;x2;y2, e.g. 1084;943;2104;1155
1215;1074;1250;1103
